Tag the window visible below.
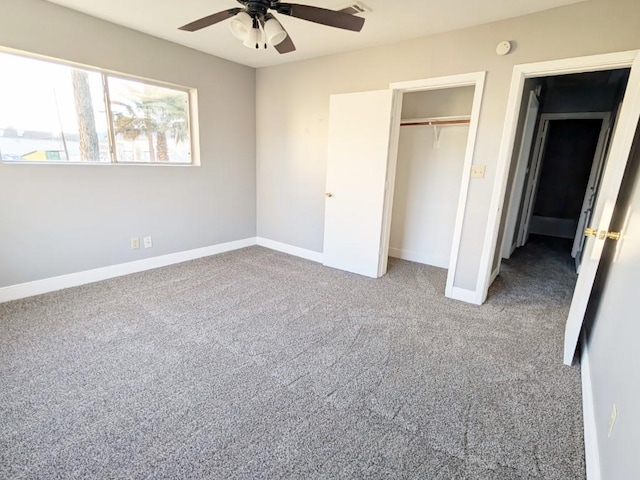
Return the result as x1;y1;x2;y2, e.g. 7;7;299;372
0;51;195;165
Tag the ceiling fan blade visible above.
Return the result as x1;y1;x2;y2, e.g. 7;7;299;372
263;14;296;54
179;7;243;32
274;34;296;54
274;3;365;32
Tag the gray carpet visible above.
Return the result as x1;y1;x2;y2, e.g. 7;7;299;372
0;240;585;479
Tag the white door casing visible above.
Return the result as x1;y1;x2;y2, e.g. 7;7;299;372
389;72;487;303
323;89;396;278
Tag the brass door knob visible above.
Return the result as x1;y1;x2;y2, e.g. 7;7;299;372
584;228;621;240
325;192;333;198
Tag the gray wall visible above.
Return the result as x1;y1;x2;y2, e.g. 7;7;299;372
401;87;475;119
256;0;640;292
0;0;256;287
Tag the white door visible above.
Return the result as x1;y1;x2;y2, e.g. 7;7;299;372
572;115;612;270
517;118;550;247
502;91;540;257
581;130;640;475
323;90;396;278
564;55;640;365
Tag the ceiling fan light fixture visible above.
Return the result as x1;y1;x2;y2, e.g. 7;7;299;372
264;18;287;46
229;11;252;40
243;25;261;49
181;1;366;56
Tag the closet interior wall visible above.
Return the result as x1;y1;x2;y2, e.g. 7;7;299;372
389;86;474;269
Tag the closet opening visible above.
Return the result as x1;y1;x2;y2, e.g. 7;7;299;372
496;68;631;291
322;72;485;299
388;87;474;281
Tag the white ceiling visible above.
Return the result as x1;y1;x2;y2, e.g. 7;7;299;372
45;0;586;68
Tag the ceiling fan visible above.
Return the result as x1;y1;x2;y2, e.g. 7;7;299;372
179;1;365;54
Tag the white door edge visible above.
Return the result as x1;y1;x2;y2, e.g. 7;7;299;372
519;118;549;246
377;89;404;278
563;53;640;365
501;90;540;259
572;114;612;261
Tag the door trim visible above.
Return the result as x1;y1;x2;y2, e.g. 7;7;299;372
478;50;640;304
387;71;486;301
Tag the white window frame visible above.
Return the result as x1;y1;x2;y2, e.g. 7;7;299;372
0;47;200;166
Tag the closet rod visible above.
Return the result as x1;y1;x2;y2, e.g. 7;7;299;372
401;119;471;127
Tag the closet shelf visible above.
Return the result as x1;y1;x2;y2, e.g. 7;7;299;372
400;116;471;127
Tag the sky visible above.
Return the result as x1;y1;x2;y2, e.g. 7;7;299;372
0;52;108;134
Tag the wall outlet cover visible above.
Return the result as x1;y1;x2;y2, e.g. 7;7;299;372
143;236;153;249
130;237;140;250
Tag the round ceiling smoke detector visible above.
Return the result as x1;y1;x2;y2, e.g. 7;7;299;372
496;41;512;56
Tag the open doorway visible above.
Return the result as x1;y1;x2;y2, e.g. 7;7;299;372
477;51;640;364
497;69;630;286
382;72;486;303
388;87;474;272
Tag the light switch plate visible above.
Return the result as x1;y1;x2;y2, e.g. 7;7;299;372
471;165;486;178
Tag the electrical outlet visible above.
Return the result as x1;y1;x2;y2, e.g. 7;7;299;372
143;236;153;249
608;403;618;437
130;237;140;250
471;165;486;178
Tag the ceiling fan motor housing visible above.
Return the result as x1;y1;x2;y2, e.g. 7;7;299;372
238;0;290;20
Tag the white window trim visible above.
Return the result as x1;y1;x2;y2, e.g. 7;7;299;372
0;46;200;167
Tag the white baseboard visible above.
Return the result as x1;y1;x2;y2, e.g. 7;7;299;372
0;237;257;304
580;339;602;480
388;247;448;269
256;237;323;263
447;286;482;305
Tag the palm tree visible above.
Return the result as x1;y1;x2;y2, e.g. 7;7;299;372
112;100;157;162
151;95;189;162
111;93;188;162
71;70;100;161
